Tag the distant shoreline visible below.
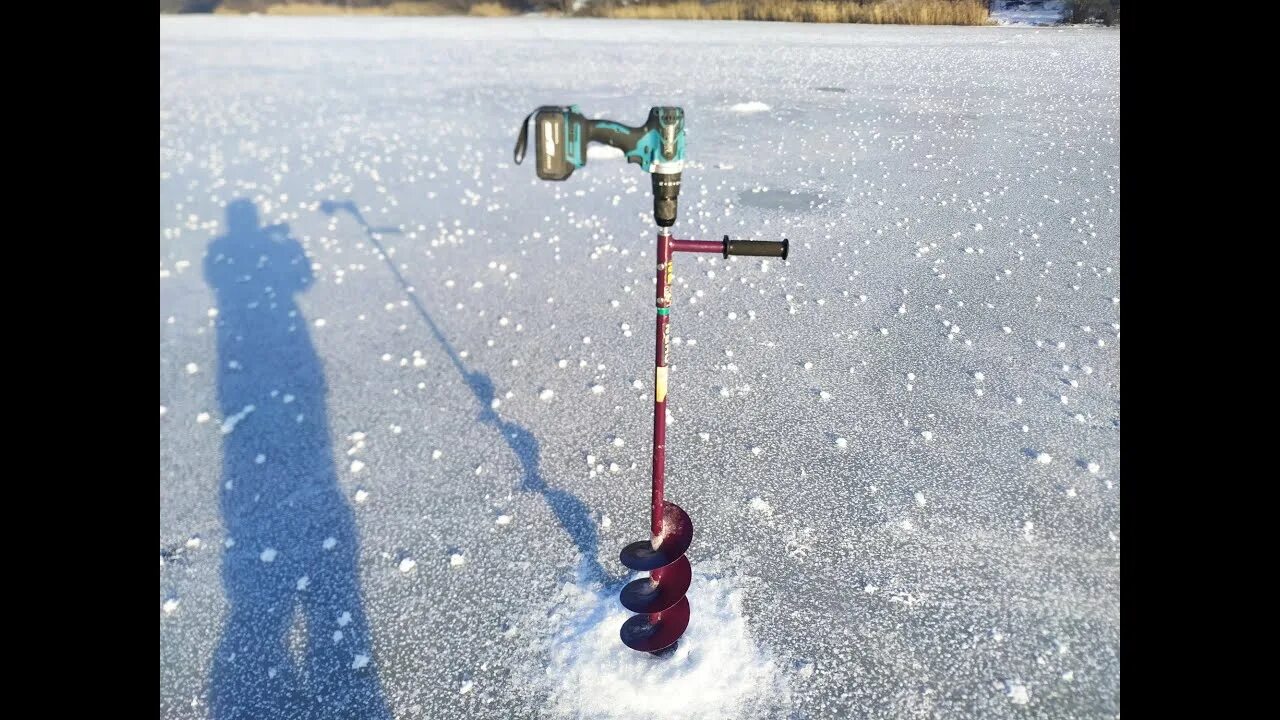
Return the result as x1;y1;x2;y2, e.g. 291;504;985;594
163;0;1117;27
167;1;999;26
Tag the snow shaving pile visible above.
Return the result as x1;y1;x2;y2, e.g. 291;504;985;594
531;566;790;719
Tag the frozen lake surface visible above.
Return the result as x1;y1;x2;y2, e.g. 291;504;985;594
160;16;1119;720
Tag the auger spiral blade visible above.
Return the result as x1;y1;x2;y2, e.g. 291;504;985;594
620;554;691;614
620;595;691;654
619;500;694;654
619;501;693;572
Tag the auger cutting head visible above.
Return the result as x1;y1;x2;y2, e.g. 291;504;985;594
514;105;686;226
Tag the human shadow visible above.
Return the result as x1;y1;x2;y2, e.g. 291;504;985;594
206;199;390;720
319;200;607;583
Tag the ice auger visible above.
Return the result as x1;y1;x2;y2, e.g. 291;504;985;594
515;105;791;655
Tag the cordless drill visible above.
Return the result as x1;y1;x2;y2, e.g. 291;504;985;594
514;105;686;227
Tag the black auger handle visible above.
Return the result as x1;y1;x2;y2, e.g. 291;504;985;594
722;236;789;261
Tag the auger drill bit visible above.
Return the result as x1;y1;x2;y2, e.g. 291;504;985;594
515;105;792;656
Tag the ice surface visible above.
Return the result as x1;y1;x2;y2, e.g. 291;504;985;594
525;565;790;719
587;145;626;160
161;16;1119;720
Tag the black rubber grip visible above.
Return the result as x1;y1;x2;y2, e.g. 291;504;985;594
586;119;647;158
723;236;789;261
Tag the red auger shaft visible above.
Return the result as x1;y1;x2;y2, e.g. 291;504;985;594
619;231;730;655
650;233;728;537
651;230;671;538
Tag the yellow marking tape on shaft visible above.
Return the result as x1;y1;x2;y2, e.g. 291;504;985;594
655;366;668;403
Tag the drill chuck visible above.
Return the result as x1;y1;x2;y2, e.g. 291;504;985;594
652;172;682;227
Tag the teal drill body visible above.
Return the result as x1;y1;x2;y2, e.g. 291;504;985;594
513;105;686;226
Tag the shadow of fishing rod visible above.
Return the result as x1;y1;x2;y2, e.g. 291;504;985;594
319;200;608;583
